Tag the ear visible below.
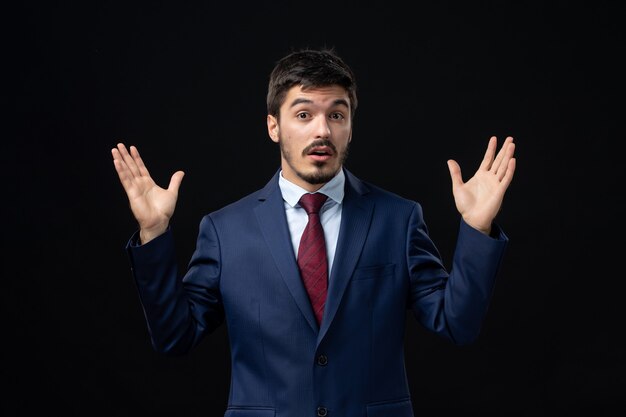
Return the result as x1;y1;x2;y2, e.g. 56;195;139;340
267;115;279;143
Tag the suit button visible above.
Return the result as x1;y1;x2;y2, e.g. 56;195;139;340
317;406;328;416
317;354;328;366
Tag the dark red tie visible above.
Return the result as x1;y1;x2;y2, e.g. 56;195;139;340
297;193;329;326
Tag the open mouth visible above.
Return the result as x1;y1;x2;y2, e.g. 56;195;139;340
306;146;333;162
308;147;332;156
302;140;337;163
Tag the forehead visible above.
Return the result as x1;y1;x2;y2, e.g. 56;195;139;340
282;85;350;109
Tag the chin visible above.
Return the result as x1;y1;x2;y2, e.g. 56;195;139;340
297;165;339;185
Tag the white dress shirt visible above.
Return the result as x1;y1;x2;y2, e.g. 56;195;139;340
278;169;345;277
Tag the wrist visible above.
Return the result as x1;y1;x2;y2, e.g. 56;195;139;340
139;224;168;244
463;218;492;236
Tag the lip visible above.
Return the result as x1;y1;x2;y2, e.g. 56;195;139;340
307;145;334;155
306;146;334;163
307;153;333;162
304;143;335;163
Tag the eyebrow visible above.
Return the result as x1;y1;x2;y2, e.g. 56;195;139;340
289;98;350;109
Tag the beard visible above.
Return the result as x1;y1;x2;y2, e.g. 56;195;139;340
280;138;350;185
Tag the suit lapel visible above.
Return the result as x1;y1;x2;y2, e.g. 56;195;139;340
317;169;373;345
254;171;319;333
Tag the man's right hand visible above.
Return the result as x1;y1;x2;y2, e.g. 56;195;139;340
111;143;185;244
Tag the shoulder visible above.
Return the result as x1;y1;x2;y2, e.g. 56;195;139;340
205;188;265;221
344;170;424;224
200;169;280;221
346;169;421;209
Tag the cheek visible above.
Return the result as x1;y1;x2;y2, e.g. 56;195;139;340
279;133;301;155
334;126;352;144
280;126;307;146
283;123;308;139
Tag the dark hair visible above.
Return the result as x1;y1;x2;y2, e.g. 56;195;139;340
266;48;358;120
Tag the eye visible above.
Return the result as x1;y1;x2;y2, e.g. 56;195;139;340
296;112;310;120
329;112;345;120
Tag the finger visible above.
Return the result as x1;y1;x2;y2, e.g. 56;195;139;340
130;145;151;177
116;143;142;178
499;157;516;190
447;159;463;189
112;147;131;177
114;143;131;163
111;150;135;193
479;136;498;171
111;145;130;171
111;147;123;169
490;136;514;174
168;171;185;194
496;141;515;181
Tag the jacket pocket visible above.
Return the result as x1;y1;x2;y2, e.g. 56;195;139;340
366;398;413;417
224;407;275;417
352;263;396;281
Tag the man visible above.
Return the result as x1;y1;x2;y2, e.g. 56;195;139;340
112;48;516;417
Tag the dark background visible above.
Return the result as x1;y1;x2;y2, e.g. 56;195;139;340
5;1;625;416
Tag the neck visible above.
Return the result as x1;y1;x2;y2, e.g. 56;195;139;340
281;166;342;192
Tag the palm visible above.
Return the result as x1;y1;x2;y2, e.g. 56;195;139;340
112;144;185;234
124;172;178;230
447;136;516;234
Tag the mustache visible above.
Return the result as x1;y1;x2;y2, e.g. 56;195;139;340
301;139;337;156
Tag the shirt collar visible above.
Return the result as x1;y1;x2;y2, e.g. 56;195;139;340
279;168;345;208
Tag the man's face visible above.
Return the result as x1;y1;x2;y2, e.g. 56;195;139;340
267;85;352;191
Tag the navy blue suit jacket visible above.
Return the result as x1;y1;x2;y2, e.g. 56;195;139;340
126;168;508;417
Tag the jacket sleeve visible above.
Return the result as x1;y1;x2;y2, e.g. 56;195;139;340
126;215;224;355
406;202;508;345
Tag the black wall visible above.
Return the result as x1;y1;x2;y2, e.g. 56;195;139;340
5;1;625;416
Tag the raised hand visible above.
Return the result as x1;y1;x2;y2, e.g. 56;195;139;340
447;136;516;235
111;143;185;244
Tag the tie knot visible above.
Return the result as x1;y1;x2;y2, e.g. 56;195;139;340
299;193;328;215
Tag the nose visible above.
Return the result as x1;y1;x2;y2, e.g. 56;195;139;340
313;116;331;139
